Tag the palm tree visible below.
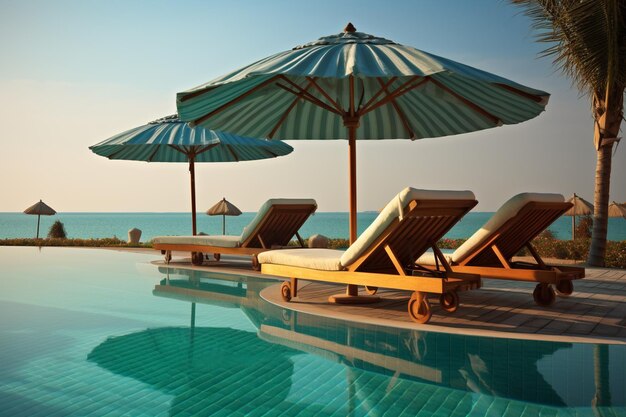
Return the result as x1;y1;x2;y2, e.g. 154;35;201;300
513;0;625;266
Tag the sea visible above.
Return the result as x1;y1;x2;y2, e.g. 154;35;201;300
2;212;625;242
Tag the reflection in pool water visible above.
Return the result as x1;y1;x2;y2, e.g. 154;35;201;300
111;265;625;415
0;248;624;416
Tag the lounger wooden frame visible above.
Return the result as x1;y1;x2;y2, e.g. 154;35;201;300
262;198;482;323
430;201;584;304
154;203;317;268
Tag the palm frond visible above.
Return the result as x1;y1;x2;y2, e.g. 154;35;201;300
513;0;626;98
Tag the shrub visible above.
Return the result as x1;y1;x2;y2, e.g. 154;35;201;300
605;241;626;269
47;221;67;239
574;215;593;239
438;238;466;249
538;229;557;240
329;238;350;249
0;237;150;247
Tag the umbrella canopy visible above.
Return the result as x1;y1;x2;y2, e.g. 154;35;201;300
23;200;56;216
207;197;242;234
207;197;242;216
90;115;293;235
176;23;550;247
23;199;56;239
564;193;594;216
608;201;626;219
564;194;594;240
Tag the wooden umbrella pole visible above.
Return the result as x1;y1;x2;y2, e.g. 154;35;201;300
189;155;197;236
346;74;359;297
348;75;358;245
348;127;357;244
222;214;226;235
36;214;41;239
572;215;575;240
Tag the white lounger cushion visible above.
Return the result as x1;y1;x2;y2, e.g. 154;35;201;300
339;187;475;268
240;198;317;242
419;192;564;266
415;251;453;266
151;235;241;248
259;187;475;270
257;248;344;271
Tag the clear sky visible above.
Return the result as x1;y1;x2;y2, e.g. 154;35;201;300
1;0;624;213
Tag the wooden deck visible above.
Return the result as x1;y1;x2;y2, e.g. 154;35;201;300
153;251;626;344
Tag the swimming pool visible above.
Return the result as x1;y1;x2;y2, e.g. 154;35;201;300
0;247;624;416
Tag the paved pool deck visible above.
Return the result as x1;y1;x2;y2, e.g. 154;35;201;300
137;249;626;345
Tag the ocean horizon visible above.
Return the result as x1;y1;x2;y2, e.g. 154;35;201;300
2;211;625;242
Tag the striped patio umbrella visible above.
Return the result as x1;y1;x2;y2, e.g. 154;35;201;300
176;23;550;247
90;115;293;235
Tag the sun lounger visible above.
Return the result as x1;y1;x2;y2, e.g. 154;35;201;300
258;187;481;324
153;198;317;269
417;193;585;306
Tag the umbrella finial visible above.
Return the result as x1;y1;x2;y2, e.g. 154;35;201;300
344;22;356;33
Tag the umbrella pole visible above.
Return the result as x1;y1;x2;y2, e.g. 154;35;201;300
189;156;197;236
348;75;358;245
36;214;41;239
347;125;358;297
349;131;357;243
222;214;225;235
572;216;575;240
332;75;377;302
347;75;358;297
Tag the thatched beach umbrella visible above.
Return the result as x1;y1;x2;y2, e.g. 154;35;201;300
176;23;549;300
89;115;292;235
23;200;56;239
607;201;626;220
207;197;242;234
564;193;593;240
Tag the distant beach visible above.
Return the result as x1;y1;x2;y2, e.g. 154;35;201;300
2;212;625;242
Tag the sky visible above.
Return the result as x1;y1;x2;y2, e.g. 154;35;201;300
0;0;624;213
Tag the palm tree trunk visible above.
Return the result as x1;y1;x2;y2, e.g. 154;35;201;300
588;94;622;266
588;143;613;266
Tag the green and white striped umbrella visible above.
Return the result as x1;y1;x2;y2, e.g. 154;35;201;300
90;115;293;235
177;23;550;245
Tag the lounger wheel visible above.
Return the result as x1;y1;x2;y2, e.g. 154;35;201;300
439;291;460;313
408;292;432;324
191;252;204;266
556;280;573;296
533;283;556;306
364;286;378;295
251;256;261;271
213;253;221;261
280;281;292;302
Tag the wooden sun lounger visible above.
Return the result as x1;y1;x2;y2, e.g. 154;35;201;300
424;196;585;306
259;188;482;324
153;200;317;269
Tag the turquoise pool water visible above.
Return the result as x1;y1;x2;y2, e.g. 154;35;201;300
0;247;625;416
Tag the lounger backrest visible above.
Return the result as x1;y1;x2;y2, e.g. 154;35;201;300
453;193;569;266
340;188;477;272
239;198;317;248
